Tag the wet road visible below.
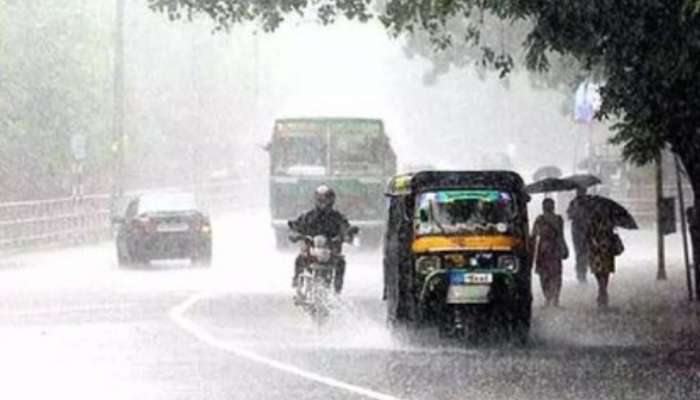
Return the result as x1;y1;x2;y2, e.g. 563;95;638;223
1;209;699;399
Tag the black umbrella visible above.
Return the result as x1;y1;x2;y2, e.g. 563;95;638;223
580;195;638;229
532;165;563;182
561;174;601;189
525;177;580;194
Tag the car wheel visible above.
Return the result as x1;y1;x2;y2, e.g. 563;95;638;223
117;246;130;268
509;318;531;346
508;303;532;346
128;247;149;267
193;243;212;267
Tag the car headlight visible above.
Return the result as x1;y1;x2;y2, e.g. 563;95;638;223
415;256;441;275
498;254;519;272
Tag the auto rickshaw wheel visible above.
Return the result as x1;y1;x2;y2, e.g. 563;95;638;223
506;301;531;346
509;317;531;346
389;316;432;345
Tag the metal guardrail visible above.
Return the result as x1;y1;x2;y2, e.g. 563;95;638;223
0;179;261;253
0;194;111;251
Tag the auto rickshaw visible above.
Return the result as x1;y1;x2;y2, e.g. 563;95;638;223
382;170;532;342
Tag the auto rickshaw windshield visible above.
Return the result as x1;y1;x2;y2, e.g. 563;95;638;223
414;189;517;236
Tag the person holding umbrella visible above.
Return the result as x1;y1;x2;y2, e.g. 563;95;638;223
526;172;634;309
585;214;618;309
530;198;568;308
526;174;597;285
583;197;632;310
561;174;603;284
567;187;590;283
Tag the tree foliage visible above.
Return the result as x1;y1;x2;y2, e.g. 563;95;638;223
148;0;700;174
396;9;586;105
0;0;114;200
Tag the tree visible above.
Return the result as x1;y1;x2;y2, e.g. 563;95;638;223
0;0;114;200
149;0;700;274
396;10;586;111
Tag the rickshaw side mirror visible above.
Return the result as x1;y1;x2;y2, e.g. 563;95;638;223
419;209;429;223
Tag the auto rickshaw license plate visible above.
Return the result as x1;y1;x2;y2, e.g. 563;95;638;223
449;272;493;285
447;272;492;304
447;285;490;304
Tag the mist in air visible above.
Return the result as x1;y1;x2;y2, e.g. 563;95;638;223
120;5;580;189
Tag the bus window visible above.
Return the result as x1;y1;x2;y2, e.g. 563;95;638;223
273;136;327;174
332;134;385;165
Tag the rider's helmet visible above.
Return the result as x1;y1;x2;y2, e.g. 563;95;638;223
313;185;336;210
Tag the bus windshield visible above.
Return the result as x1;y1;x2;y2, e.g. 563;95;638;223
414;190;517;235
331;134;385;169
272;135;327;175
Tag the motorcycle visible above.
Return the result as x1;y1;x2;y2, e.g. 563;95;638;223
288;222;359;327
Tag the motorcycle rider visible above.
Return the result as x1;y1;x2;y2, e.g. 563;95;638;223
289;185;352;294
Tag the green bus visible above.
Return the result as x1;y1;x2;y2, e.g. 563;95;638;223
267;117;397;247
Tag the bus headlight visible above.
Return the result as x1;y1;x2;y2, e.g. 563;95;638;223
415;256;441;275
498;255;519;272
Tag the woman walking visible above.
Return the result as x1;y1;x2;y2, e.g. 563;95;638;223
531;198;568;308
585;215;619;309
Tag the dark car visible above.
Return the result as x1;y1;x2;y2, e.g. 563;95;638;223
114;192;212;267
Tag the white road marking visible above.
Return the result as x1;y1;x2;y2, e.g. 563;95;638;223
0;303;137;317
170;292;404;400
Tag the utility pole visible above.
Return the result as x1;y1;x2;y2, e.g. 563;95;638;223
656;155;667;280
253;30;260;139
674;155;693;300
112;0;125;212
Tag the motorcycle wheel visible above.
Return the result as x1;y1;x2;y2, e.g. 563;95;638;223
309;277;330;328
310;306;329;328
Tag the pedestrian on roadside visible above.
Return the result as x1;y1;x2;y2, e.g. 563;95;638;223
567;187;589;283
531;198;568;308
585;214;622;310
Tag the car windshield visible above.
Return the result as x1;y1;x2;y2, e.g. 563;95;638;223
414;189;517;235
138;193;197;214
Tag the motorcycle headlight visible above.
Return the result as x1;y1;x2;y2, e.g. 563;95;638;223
311;247;332;263
415;256;441;275
313;236;328;247
498;254;519;272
